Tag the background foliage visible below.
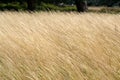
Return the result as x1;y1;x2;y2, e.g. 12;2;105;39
0;0;120;12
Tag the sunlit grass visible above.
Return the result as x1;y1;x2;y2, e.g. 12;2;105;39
0;12;120;80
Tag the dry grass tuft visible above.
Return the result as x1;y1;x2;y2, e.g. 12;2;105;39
0;12;120;80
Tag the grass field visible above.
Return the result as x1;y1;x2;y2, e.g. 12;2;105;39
0;12;120;80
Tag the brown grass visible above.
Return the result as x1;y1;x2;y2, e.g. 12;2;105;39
88;7;120;13
0;12;120;80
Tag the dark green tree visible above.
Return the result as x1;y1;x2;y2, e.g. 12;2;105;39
75;0;88;12
26;0;37;11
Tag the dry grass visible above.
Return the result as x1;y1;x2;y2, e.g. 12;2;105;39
0;11;120;80
89;7;104;11
88;7;120;13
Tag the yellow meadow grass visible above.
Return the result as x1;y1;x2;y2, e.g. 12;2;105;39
0;12;120;80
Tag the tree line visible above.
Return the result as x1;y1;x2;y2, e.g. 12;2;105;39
0;0;88;12
0;0;120;12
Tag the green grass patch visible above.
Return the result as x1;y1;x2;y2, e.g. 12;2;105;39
36;2;76;12
0;2;27;11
